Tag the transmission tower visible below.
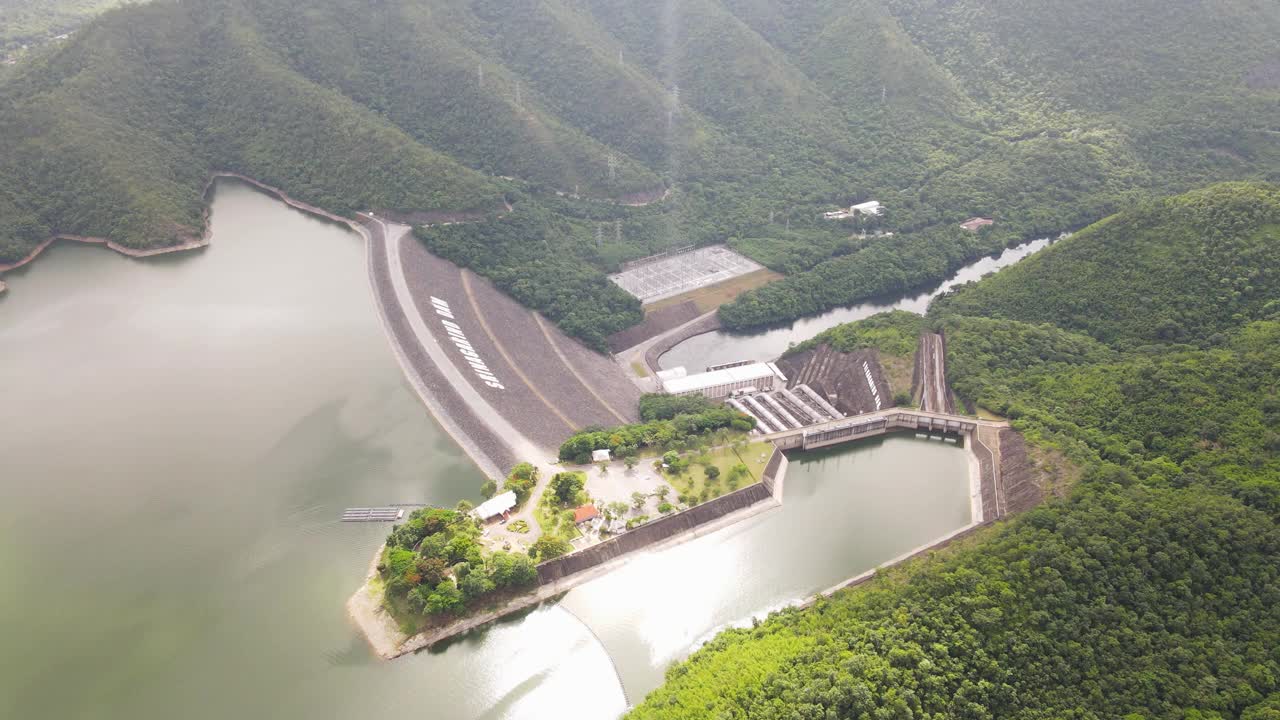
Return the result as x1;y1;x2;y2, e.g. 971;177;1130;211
478;63;484;89
607;153;618;182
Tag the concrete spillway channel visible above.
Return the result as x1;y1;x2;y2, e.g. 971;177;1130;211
756;393;802;429
742;395;787;433
774;388;821;426
728;397;774;434
794;384;845;420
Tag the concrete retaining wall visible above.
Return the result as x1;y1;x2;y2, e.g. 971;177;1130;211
537;482;773;583
760;448;783;495
607;301;702;353
642;312;723;371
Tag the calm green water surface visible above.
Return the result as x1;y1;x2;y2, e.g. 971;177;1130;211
0;180;970;719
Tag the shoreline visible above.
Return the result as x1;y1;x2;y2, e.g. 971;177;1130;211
0;171;516;478
212;175;516;480
0;171;358;287
348;423;1011;659
795;421;1014;611
346;482;785;659
0;232;210;275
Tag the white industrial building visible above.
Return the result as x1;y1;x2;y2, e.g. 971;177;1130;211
823;200;884;220
658;362;787;399
655;366;687;383
472;490;517;523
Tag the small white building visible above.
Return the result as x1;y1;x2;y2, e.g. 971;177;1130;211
851;200;884;216
659;362;787;399
591;448;611;463
472;490;517;523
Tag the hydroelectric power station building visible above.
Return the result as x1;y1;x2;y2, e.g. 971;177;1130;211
657;362;787;399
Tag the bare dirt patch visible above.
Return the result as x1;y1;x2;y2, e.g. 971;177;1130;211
1026;444;1083;499
879;353;914;400
643;267;783;315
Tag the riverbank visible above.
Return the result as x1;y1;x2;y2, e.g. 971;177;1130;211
653;237;1060;373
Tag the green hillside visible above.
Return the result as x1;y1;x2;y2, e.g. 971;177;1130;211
1;0;1277;350
933;183;1280;349
0;0;122;53
627;184;1280;718
0;0;507;262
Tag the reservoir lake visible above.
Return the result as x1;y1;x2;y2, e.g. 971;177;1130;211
0;180;972;719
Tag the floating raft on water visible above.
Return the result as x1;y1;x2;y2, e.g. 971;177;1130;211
341;507;405;522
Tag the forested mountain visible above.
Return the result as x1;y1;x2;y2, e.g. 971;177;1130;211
933;183;1280;350
0;0;121;53
628;183;1280;719
1;0;1277;346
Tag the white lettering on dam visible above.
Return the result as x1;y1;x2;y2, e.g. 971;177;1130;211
430;296;505;390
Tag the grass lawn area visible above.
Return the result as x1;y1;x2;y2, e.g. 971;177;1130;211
534;471;587;542
533;503;581;542
880;352;915;401
666;441;773;505
643;268;782;315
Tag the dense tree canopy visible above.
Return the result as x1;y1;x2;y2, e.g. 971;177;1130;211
559;405;755;464
631;485;1280;719
379;507;537;620
629;184;1280;718
787;309;925;358
3;0;1278;349
934;184;1280;350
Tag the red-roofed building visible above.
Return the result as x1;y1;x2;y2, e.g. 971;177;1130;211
573;505;600;525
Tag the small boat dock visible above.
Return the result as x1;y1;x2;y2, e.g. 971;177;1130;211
341;507;405;522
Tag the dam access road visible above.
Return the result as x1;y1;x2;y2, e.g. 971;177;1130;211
360;213;640;478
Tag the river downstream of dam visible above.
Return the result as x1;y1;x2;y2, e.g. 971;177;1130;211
658;237;1054;371
0;180;972;719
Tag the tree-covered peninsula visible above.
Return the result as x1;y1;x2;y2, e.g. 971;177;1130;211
627;183;1280;719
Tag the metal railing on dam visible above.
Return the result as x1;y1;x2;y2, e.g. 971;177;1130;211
764;408;987;451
